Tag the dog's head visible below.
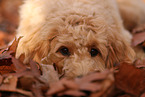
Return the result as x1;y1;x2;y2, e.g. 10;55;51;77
16;13;135;78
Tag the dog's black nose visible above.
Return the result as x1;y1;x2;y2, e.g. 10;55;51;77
77;75;83;78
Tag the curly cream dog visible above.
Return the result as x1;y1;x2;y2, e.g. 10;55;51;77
16;0;137;78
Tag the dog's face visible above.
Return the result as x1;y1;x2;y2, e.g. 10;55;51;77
45;29;108;78
17;14;135;79
39;14;135;78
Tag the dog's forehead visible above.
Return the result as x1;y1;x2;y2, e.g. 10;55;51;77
56;29;105;48
47;13;108;49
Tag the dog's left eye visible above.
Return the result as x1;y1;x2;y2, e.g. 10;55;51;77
90;48;99;57
59;47;70;56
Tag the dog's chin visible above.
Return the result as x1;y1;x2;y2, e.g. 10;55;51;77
62;72;88;79
62;69;101;79
61;64;105;79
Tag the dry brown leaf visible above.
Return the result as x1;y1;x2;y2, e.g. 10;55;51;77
31;85;44;97
117;94;133;97
132;24;145;47
0;37;23;74
115;63;145;96
46;81;65;96
58;90;86;97
0;75;3;85
31;86;44;97
0;76;17;91
0;53;16;74
0;64;16;74
134;59;145;69
40;64;59;83
6;69;35;78
79;83;102;92
18;54;25;63
132;24;145;34
4;92;28;97
143;41;145;47
76;71;108;84
11;57;27;72
18;76;35;91
75;71;113;94
0;31;6;46
61;78;78;90
132;32;145;46
29;61;41;76
0;49;6;54
15;89;33;97
8;37;22;56
141;92;145;97
0;52;12;66
89;72;115;97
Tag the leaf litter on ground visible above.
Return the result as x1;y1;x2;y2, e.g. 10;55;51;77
0;0;144;96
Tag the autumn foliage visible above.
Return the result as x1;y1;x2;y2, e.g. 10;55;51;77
0;0;144;97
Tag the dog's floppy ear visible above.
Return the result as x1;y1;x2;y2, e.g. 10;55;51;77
106;32;135;68
15;0;59;63
16;30;58;64
16;33;47;64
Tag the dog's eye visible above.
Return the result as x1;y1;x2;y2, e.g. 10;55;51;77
90;48;99;57
59;47;70;56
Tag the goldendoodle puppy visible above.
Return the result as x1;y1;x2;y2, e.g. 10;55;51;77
16;0;136;78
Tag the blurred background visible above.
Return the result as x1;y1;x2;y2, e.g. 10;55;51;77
0;0;23;47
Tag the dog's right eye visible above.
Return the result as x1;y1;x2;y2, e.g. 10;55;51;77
90;48;99;57
58;47;70;56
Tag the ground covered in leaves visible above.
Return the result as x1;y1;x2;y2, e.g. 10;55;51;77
0;0;145;97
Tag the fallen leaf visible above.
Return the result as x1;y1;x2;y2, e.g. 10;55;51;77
143;42;145;47
134;59;145;69
11;57;27;72
15;89;33;97
115;63;145;96
0;75;3;85
141;92;145;97
76;71;108;84
18;54;25;64
18;76;35;91
90;72;115;97
0;76;17;91
31;85;44;97
40;64;59;83
0;53;12;66
29;61;41;76
61;79;78;90
46;81;65;96
0;53;16;74
58;90;86;97
117;94;133;97
8;37;22;56
0;31;6;46
132;24;145;34
132;32;145;46
79;83;102;92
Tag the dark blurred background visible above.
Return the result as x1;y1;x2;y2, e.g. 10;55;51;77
0;0;23;46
